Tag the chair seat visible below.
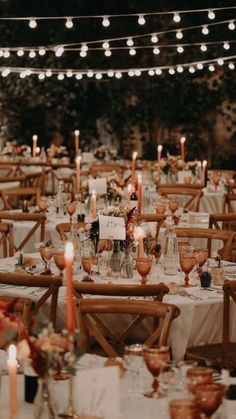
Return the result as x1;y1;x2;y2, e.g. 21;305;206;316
186;342;236;369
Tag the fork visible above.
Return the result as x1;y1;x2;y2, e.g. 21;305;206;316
178;288;201;301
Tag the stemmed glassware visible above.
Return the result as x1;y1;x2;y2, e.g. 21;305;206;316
39;242;54;274
38;196;48;213
124;344;144;399
193;383;226;418
53;246;66;278
169;399;199;419
193;248;209;276
143;345;170;398
81;240;97;281
136;256;152;285
212;173;221;191
180;253;196;287
66;201;76;223
169;200;179;214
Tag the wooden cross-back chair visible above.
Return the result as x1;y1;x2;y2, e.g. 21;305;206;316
0;272;62;328
209;213;236;261
185;280;236;370
0;211;46;253
90;164;125;178
0;187;41;210
56;222;86;242
140;213;166;240
226;183;236;194
158;186;203;212
224;193;236;213
175;227;235;261
74;298;180;357
0;296;34;339
24;170;47;195
0;222;14;257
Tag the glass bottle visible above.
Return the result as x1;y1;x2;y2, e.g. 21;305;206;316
55;180;64;218
110;240;123;273
68;220;81;270
163;218;178;275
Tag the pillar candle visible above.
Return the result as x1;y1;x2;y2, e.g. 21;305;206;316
157;145;163;164
7;344;18;418
35;146;40;157
131;151;138;184
202;160;207;186
91;190;97;220
74;130;80;155
32;135;38;158
138;236;145;258
180;136;186;161
137;174;142;214
76;156;81;193
65;242;74;334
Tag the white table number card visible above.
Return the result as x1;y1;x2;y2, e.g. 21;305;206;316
89;178;107;195
99;215;126;240
75;366;120;419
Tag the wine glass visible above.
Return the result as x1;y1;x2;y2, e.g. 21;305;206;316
124;344;144;399
180;253;196;287
39;243;54;274
81;240;97;280
169;399;200;419
143;345;170;398
53;248;66;278
212;173;221;191
38;196;48;213
169;200;179;214
193;248;209;276
193;383;226;418
136;257;152;284
156;199;168;215
66;201;76;223
186;367;214;393
184;176;192;185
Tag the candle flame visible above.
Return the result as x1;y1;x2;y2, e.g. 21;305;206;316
132;151;138;160
203;160;207;167
65;242;74;258
32;134;38;141
74;130;80;136
8;344;17;361
76;156;81;164
180;136;186;144
157;145;163;152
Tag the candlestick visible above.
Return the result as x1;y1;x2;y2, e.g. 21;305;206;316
32;134;38;158
65;242;74;334
157;145;163;164
131;151;138;184
7;344;18;418
202;160;207;186
76;156;81;193
180;136;186;161
91;190;97;220
137;174;142;214
74;130;80;155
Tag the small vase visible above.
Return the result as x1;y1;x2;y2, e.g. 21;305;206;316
121;249;134;278
34;377;58;419
110;240;122;273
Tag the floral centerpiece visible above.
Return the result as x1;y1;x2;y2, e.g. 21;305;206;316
159;154;198;180
2;141;31;157
0;299;26;348
46;144;69;159
94;145;106;160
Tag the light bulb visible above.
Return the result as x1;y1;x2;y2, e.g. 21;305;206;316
223;42;230;50
155;68;162;75
2;68;10;77
65;17;73;29
55;47;64;57
20;71;26;78
177;65;184;73
3;50;10;58
75;73;83;80
153;47;160;55
17;49;24;57
87;70;94;78
0;50;3;57
38;73;45;80
208;10;215;20
29;50;36;58
138;14;145;25
102;16;110;27
200;44;207;52
173;12;181;23
202;25;209;35
176;30;183;39
151;34;158;43
46;70;52;77
129;48;136;56
25;69;32;76
66;70;73;78
177;45;184;53
38;48;46;56
102;41;110;50
189;66;195;73
95;73;103;80
107;70;114;77
217;58;224;66
228;21;235;30
169;68;175;75
197;63;204;70
115;72;122;78
209;64;215;72
29;18;37;29
135;70;141;76
127;38;134;47
57;73;64;80
81;44;88;52
148;69;155;76
229;62;235;70
104;49;111;57
80;51;87;58
128;70;135;77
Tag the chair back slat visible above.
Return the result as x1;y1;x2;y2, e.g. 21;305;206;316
158;187;203;212
222;281;236;366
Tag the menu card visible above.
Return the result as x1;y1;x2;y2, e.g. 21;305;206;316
99;214;126;240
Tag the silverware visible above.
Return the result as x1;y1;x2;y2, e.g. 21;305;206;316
178;289;202;301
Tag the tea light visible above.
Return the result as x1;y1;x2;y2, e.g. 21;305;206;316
131;151;138;184
74;130;80;154
157;145;163;164
32;134;38;157
180;136;186;161
65;242;74;333
76;155;81;192
91;190;97;220
137;174;142;214
7;344;18;417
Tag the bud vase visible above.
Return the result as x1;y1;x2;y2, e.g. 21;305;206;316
121;248;134;278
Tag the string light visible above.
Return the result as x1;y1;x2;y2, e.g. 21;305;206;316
129;48;136;56
115;72;122;78
75;73;83;79
65;17;73;29
38;73;45;80
2;68;10;77
102;41;110;49
3;50;10;58
209;64;215;71
107;70;114;77
148;69;155;76
128;70;134;77
29;18;37;29
229;62;235;69
189;66;195;73
95;72;103;79
17;49;24;57
228;21;235;30
173;12;181;23
46;70;52;77
135;70;141;76
202;25;209;35
151;34;158;43
87;70;94;78
80;50;87;57
200;44;207;52
66;70;73;77
58;73;64;80
102;16;110;27
29;50;36;58
55;46;64;57
155;68;162;75
127;37;134;47
177;65;184;73
81;44;88;52
104;49;111;57
176;30;183;39
138;14;146;25
177;45;184;53
38;48;46;56
223;42;230;50
217;58;224;65
197;63;204;70
169;68;175;75
208;10;215;20
153;47;160;55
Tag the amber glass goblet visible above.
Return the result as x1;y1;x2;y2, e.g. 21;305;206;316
53;250;66;278
169;399;200;419
39;244;54;274
156;203;167;214
193;248;209;275
169;200;179;214
212;173;221;191
143;345;170;398
184;176;192;185
180;254;196;287
186;367;214;393
193;383;226;418
81;256;98;280
136;257;152;285
38;196;48;213
66;201;76;223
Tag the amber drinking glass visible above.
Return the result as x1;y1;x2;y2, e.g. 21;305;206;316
39;244;54;274
66;201;76;223
169;399;200;419
38;196;48;213
212;173;221;191
186;367;214;393
136;257;152;285
169;200;179;214
53;250;66;278
193;248;209;275
193;383;226;418
180;254;196;287
81;256;98;280
143;345;170;398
